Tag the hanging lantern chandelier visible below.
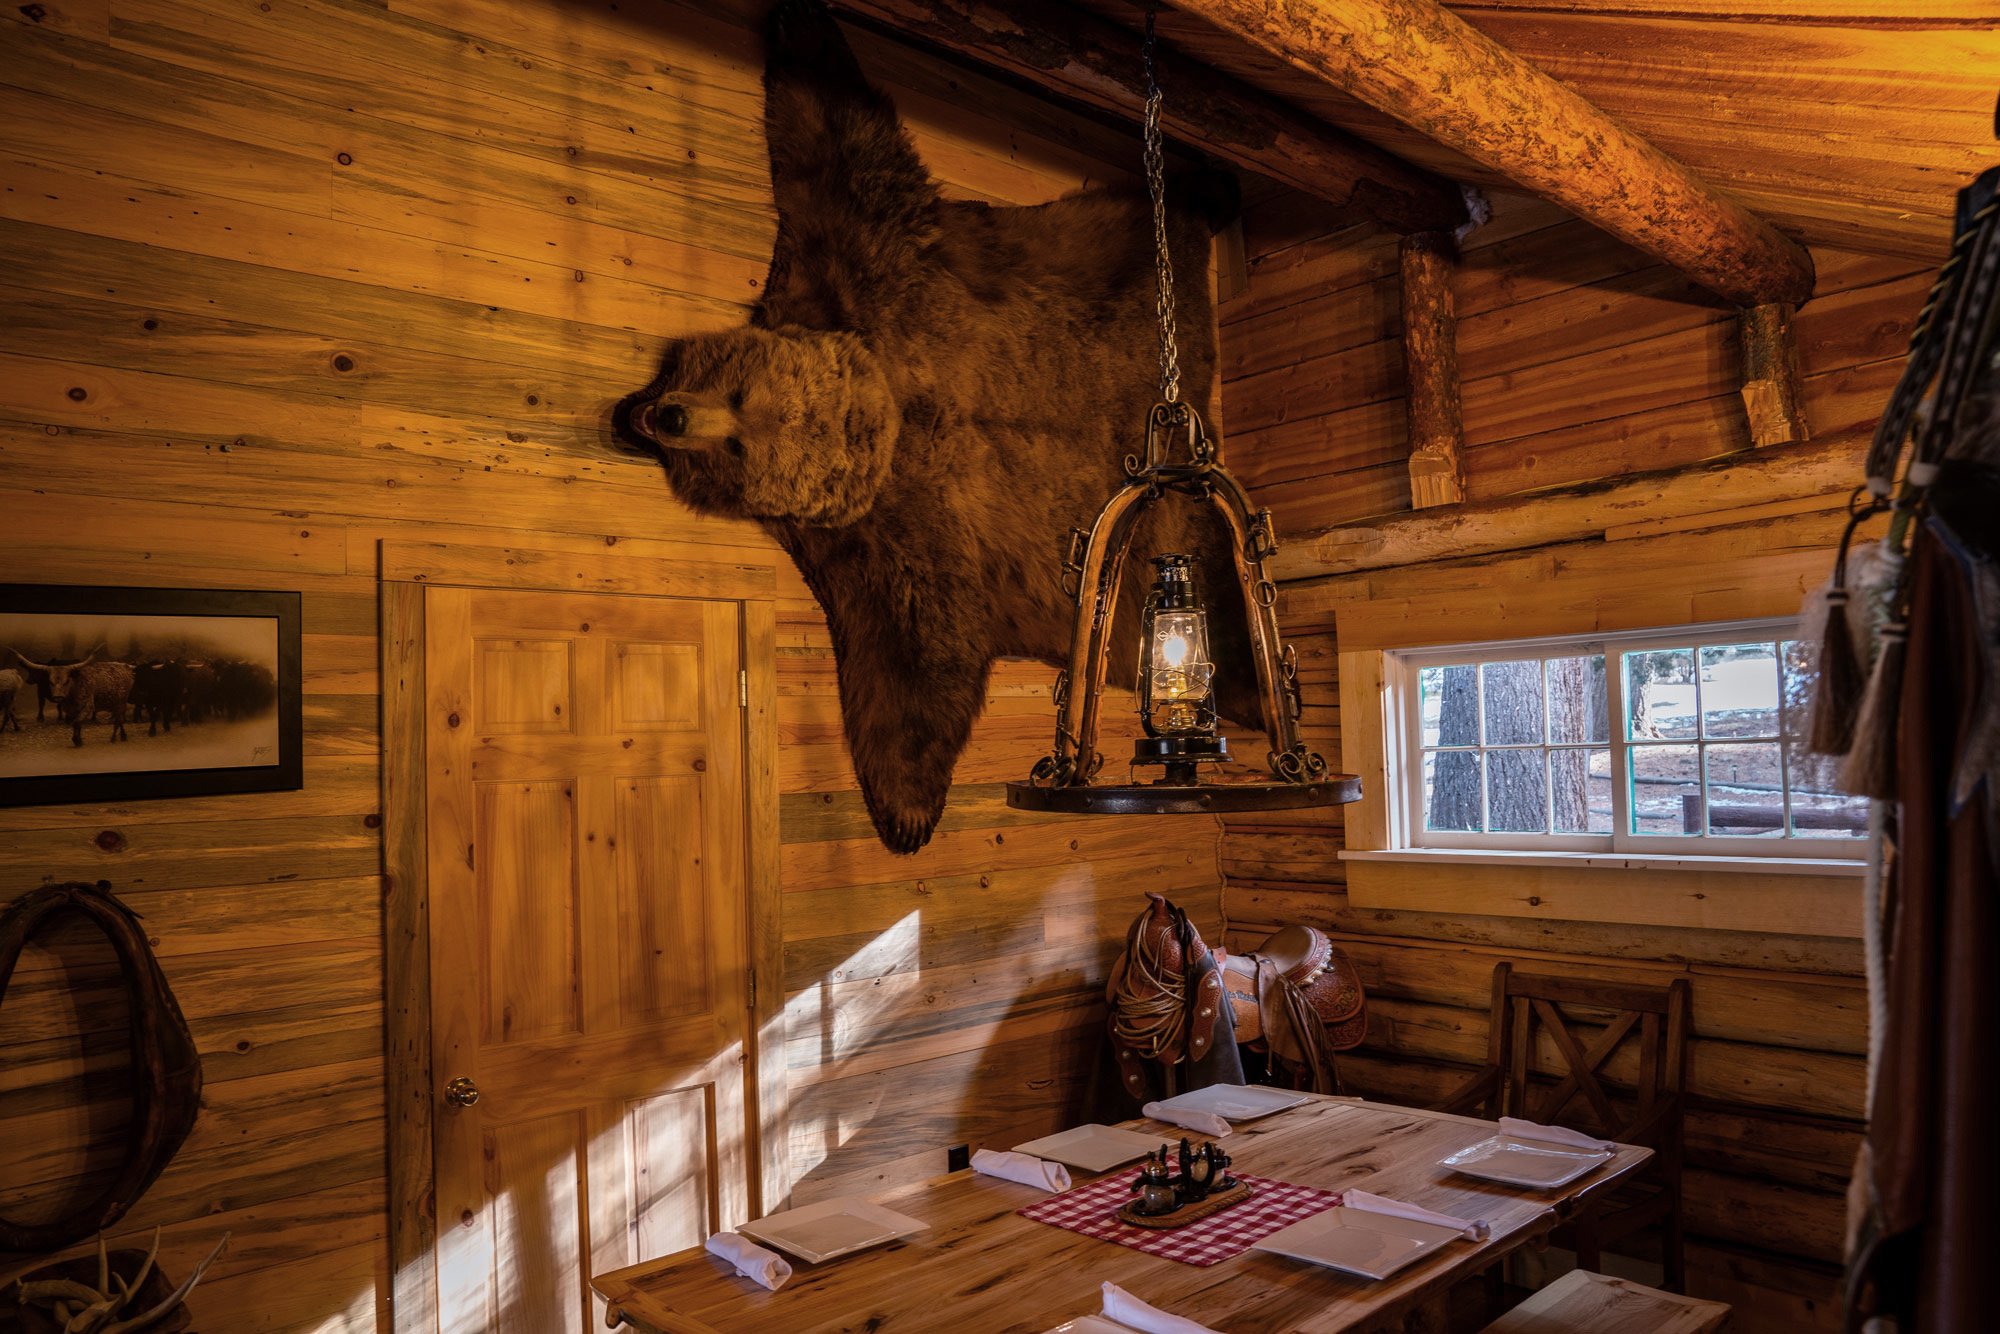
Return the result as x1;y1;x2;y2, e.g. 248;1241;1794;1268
1005;13;1359;817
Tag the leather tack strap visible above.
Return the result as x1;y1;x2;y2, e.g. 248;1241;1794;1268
0;881;203;1251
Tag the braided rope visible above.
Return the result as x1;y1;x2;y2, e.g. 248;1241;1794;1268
1111;911;1191;1060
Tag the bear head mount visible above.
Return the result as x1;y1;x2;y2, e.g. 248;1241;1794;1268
619;328;898;528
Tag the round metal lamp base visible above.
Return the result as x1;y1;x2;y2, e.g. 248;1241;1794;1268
1131;735;1231;764
1005;775;1361;815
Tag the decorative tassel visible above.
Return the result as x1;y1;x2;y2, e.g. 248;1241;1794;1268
1808;587;1865;756
1806;501;1887;757
1841;619;1908;801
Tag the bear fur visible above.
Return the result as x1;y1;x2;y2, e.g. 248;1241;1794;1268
614;0;1258;853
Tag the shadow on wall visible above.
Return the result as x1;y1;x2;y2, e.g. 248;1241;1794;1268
781;904;1108;1205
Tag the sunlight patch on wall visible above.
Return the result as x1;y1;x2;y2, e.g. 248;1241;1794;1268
780;910;921;1183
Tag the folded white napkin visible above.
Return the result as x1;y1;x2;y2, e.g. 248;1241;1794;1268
1101;1281;1220;1334
1337;1189;1490;1241
1499;1117;1616;1153
705;1232;792;1291
970;1148;1071;1192
1142;1101;1231;1139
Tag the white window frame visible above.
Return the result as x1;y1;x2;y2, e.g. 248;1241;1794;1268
1386;616;1866;860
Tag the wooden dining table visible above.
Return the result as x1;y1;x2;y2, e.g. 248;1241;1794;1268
593;1095;1652;1334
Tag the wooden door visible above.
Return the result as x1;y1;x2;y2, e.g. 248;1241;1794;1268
424;585;753;1334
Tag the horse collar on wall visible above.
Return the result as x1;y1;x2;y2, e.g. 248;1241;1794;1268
614;0;1253;853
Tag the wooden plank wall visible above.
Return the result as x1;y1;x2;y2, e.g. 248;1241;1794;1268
1217;193;1927;1331
0;2;1222;1328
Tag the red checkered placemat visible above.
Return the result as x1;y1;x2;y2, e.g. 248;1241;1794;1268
1018;1173;1339;1266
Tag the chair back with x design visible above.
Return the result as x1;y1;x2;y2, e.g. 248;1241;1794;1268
1453;962;1691;1147
1443;962;1694;1290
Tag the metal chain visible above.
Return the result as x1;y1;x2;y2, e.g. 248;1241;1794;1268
1142;9;1181;404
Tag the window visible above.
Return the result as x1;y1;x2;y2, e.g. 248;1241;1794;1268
1391;620;1867;857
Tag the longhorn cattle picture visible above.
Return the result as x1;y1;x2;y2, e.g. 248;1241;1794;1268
0;585;302;806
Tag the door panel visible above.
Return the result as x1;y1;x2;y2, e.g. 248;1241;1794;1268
475;639;574;733
427;586;751;1334
627;1086;715;1257
612;641;703;731
612;775;711;1023
476;778;579;1046
484;1112;585;1334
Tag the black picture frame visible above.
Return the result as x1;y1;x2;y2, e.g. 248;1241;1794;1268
0;584;304;808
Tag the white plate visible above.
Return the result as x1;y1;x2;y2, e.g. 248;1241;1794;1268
1013;1124;1163;1173
1251;1206;1462;1281
737;1197;928;1264
1151;1083;1312;1121
1440;1135;1612;1189
1041;1318;1139;1334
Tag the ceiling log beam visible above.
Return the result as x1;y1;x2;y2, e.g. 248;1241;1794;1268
832;0;1469;233
1269;432;1867;584
1168;0;1816;306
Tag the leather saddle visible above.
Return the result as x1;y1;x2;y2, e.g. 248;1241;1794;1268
1217;924;1367;1092
1106;893;1239;1101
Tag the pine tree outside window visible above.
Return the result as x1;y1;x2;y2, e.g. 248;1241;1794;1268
1390;620;1868;857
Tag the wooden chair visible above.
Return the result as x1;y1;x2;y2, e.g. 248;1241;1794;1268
1441;963;1692;1290
1480;1270;1728;1333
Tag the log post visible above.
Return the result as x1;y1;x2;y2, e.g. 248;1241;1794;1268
831;0;1467;233
1737;304;1811;448
1169;0;1815;306
1400;231;1466;509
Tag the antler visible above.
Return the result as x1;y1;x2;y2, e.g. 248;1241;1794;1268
8;1227;215;1334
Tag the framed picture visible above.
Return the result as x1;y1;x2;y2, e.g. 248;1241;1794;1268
0;585;303;807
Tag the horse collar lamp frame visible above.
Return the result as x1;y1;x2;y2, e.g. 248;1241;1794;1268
1007;12;1356;818
1005;400;1360;816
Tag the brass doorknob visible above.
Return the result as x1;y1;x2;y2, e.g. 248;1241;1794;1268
444;1077;481;1108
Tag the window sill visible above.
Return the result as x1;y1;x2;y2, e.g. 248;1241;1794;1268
1340;847;1863;938
1341;847;1867;878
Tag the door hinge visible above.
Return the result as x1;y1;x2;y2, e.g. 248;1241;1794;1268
747;967;758;1010
739;668;748;708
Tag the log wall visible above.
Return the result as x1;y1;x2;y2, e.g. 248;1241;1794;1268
1218;192;1923;1330
0;2;1221;1328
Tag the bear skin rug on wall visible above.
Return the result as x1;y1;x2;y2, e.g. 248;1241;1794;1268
613;0;1255;854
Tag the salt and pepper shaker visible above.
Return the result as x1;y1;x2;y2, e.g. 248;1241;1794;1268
1131;1145;1178;1215
1182;1137;1213;1200
1205;1141;1236;1191
1130;1138;1238;1215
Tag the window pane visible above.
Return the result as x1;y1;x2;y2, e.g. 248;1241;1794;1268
1552;748;1612;834
1425;750;1483;831
1701;642;1779;738
1787;748;1870;840
1481;659;1545;746
1422;664;1479;748
1706;743;1785;837
1625;648;1697;740
1548;655;1608;744
1487;749;1548;832
1630;743;1700;834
